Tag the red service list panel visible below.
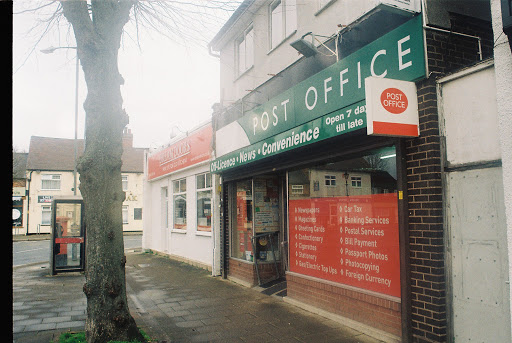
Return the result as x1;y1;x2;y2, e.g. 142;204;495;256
289;193;400;298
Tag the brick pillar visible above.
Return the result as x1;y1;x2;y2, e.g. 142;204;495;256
406;77;446;342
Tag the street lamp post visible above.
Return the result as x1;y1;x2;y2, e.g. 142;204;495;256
41;46;79;196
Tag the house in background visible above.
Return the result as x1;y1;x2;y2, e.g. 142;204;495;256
21;129;146;235
13;151;28;235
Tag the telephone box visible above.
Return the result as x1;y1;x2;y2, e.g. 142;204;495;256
50;196;85;275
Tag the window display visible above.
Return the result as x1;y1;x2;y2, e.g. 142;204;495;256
231;176;281;262
288;146;400;297
197;173;212;232
232;180;253;260
173;178;187;230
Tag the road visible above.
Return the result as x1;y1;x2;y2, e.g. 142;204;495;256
13;234;142;267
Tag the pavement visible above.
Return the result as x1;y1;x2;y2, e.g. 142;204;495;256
13;250;387;343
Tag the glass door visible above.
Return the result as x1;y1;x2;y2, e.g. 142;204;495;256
52;200;85;274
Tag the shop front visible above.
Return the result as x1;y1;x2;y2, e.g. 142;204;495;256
143;123;219;274
211;14;426;341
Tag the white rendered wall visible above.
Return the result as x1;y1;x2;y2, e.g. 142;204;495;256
143;162;216;272
491;0;512;329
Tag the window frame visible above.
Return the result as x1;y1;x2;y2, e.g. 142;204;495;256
351;176;362;188
41;174;61;191
236;24;254;77
324;175;336;187
173;178;187;231
41;205;52;225
196;173;213;233
269;0;297;51
122;175;128;191
122;205;129;224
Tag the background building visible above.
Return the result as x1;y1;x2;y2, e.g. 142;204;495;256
13;152;28;235
21;129;145;235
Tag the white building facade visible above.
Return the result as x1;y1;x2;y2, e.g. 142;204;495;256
142;123;221;275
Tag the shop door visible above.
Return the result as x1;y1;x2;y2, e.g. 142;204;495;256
252;175;284;283
447;168;510;342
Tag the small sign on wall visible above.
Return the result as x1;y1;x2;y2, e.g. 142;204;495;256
365;76;419;137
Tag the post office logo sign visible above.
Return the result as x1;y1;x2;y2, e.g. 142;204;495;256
380;88;408;114
366;76;419;137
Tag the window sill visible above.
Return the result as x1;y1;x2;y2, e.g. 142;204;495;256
314;0;337;16
267;30;297;56
195;231;212;237
171;228;187;234
234;65;254;82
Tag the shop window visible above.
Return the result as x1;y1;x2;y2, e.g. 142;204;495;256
287;146;401;298
42;205;52;225
291;184;304;194
232;179;253;260
173;178;187;230
196;173;212;232
231;176;281;262
41;174;61;190
269;0;297;49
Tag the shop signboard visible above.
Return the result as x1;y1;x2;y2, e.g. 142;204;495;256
365;76;419;137
147;124;212;181
288;193;400;298
211;15;425;173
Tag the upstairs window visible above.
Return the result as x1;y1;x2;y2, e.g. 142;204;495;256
325;175;336;186
41;174;61;190
270;0;297;49
236;25;254;76
122;175;128;191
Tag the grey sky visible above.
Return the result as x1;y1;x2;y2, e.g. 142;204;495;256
13;1;231;152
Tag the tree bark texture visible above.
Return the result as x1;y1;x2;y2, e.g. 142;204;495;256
61;1;145;342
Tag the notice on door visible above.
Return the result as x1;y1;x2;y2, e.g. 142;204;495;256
289;193;400;298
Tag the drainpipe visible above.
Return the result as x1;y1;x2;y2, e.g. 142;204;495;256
26;171;33;235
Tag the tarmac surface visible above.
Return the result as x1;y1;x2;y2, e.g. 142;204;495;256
13;251;386;343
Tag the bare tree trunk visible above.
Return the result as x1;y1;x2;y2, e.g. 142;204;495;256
61;2;145;342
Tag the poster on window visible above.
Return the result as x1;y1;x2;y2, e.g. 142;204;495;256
289;193;400;298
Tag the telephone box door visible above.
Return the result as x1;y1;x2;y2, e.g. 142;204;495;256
50;198;85;275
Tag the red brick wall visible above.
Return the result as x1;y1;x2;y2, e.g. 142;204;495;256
228;258;281;286
406;14;493;343
287;273;402;337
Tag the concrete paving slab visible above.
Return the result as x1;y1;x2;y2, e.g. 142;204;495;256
13;252;388;343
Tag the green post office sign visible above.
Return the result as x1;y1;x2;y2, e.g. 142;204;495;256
211;15;425;173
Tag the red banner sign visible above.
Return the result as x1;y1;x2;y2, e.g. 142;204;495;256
289;193;400;297
55;237;84;244
147;125;212;180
